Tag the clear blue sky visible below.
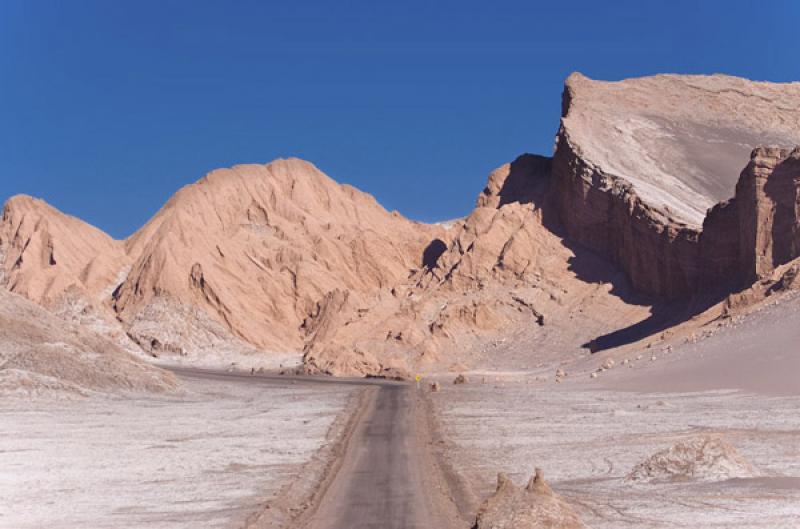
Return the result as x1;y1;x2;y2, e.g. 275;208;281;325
1;0;798;238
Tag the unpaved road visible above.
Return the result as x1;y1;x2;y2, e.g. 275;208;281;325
303;384;465;529
171;368;467;529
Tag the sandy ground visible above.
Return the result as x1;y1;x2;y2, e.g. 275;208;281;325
0;372;357;529
428;293;800;528
431;382;800;528
602;292;800;395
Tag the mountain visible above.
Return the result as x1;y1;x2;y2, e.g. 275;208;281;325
112;158;443;359
1;159;444;370
303;154;653;376
3;72;800;379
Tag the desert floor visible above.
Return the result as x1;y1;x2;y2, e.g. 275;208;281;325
3;295;800;528
0;371;357;529
431;382;800;529
428;294;800;528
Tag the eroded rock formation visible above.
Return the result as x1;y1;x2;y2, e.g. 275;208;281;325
553;74;800;298
3;73;800;377
735;147;800;282
472;470;586;529
628;436;757;483
0;195;129;309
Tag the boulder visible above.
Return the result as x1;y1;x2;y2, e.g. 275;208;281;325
628;435;758;482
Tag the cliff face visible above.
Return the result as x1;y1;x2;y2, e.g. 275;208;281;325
736;147;800;282
553;73;800;298
551;133;702;298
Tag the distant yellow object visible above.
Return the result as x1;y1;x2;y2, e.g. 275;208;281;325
415;374;422;382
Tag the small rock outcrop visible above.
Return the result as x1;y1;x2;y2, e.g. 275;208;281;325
472;469;586;529
628;436;758;483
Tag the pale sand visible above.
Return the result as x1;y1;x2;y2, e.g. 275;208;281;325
0;374;355;529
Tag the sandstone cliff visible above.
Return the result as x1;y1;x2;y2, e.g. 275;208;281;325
734;147;800;282
553;73;800;298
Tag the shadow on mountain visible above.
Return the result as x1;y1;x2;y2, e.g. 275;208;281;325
493;154;552;207
558;230;729;352
422;239;447;270
472;150;734;353
584;292;726;352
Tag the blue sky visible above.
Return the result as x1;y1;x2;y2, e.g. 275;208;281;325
1;0;798;238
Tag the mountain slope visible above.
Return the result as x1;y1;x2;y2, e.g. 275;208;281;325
0;195;128;307
112;158;444;358
553;73;800;298
0;288;177;397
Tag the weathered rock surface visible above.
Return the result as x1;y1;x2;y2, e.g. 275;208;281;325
559;73;800;227
628;435;758;482
734;147;800;282
1;160;443;374
298;153;651;375
701;147;800;287
114;158;441;359
0;289;177;396
0;195;129;315
554;73;800;298
472;469;586;529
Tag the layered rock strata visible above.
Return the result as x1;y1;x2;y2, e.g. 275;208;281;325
553;74;800;298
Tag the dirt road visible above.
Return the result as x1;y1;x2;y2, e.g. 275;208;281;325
302;383;465;529
170;368;468;529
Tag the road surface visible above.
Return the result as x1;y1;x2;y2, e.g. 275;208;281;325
302;384;464;529
170;368;467;529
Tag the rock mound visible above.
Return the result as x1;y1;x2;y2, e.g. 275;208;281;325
628;436;758;482
473;469;586;529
